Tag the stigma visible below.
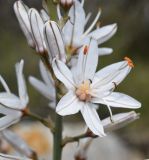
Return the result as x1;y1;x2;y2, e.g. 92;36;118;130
76;80;91;101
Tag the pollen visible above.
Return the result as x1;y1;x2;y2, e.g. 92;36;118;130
83;45;89;55
76;80;91;101
124;57;134;68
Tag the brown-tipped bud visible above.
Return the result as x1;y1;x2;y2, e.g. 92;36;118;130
60;0;74;10
44;20;66;63
29;8;46;54
13;0;35;48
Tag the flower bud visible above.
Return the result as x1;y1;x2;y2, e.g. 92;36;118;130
44;20;66;63
102;111;140;132
29;8;46;54
40;9;50;22
60;0;74;10
13;0;35;48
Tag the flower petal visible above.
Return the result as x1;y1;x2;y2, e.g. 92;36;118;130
75;38;98;84
88;23;117;45
13;1;35;48
2;129;33;157
62;0;85;47
0;106;22;131
29;8;45;53
0;153;31;160
91;60;131;89
40;9;50;22
52;59;75;90
15;60;29;108
98;48;113;56
44;20;66;63
0;93;23;109
29;76;55;100
0;75;11;93
92;92;141;109
39;61;55;91
80;103;105;136
56;91;82;116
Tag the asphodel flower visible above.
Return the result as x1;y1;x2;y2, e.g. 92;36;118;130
60;0;117;55
0;60;29;130
14;0;50;54
29;61;56;108
52;38;141;136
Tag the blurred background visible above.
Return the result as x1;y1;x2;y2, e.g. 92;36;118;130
0;0;149;159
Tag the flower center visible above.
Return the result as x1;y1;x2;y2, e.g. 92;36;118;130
76;80;91;101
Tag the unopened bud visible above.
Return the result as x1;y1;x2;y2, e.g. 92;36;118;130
44;20;66;63
29;8;46;54
60;0;74;10
13;0;35;48
102;111;140;132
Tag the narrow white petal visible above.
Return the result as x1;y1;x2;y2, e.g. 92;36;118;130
81;103;105;136
39;61;55;90
44;20;66;63
98;48;113;56
52;59;75;90
15;60;29;108
75;38;98;84
29;76;55;100
0;104;21;115
29;8;45;53
104;92;141;109
2;129;33;157
0;75;11;93
92;61;131;89
0;93;23;109
40;9;50;22
13;1;35;47
62;0;85;47
0;113;22;131
0;153;31;160
88;23;117;45
56;91;82;116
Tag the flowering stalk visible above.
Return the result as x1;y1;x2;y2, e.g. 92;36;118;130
53;86;63;160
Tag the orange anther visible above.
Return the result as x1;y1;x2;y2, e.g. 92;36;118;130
124;57;134;68
83;45;89;55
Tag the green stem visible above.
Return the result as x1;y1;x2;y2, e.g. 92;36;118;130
53;114;62;160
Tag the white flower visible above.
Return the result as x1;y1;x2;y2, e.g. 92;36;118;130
0;60;28;130
52;38;141;136
61;0;117;55
29;61;56;108
14;0;50;54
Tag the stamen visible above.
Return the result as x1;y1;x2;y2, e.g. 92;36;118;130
103;99;115;123
124;57;134;68
83;45;89;55
83;8;101;36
